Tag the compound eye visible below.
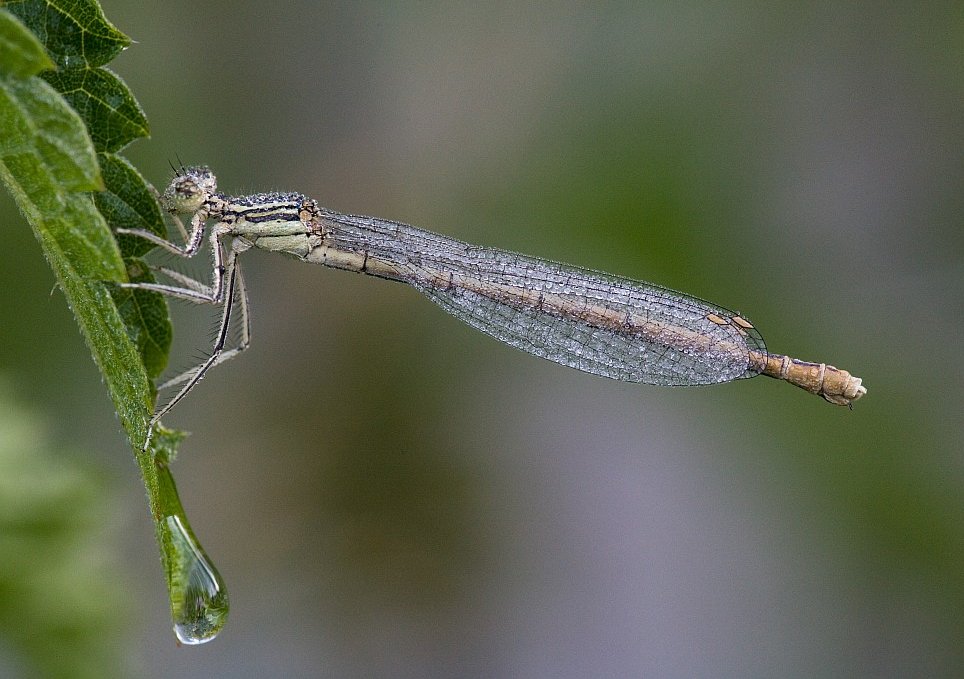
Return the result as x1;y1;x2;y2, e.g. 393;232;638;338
159;168;216;213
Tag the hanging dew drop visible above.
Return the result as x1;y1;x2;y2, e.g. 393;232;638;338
155;462;229;645
163;514;229;644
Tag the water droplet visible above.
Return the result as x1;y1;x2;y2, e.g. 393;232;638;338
155;463;229;645
162;514;229;645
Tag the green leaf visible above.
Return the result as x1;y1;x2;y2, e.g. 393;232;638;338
0;6;55;76
151;424;189;466
0;136;152;435
0;6;162;447
1;2;169;393
95;153;172;378
111;263;173;379
94;152;165;257
0;76;102;193
43;67;149;152
4;0;131;69
0;0;195;646
10;1;164;373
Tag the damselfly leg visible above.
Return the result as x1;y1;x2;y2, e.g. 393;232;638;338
117;196;252;444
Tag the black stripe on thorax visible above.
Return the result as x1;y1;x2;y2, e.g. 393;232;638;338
226;194;305;224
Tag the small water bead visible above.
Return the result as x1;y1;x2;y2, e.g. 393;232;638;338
163;514;229;645
154;462;229;645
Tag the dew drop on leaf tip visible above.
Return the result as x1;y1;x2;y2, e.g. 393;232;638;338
163;513;229;644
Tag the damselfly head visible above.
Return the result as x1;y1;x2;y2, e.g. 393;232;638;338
160;166;218;214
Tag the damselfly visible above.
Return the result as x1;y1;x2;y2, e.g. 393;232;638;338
118;166;866;440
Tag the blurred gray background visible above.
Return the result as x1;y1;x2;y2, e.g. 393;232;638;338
1;1;962;677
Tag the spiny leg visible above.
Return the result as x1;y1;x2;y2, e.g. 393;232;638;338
118;216;252;445
119;222;229;305
125;263;215;302
147;265;215;298
157;260;251;390
148;245;244;435
117;209;207;258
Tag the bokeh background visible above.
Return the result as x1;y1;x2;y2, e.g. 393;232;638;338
1;1;962;677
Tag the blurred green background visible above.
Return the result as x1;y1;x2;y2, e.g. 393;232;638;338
2;1;962;676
